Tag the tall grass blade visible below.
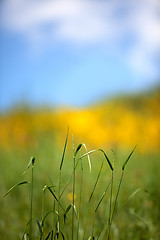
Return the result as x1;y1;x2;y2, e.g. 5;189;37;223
58;126;69;237
95;181;111;212
60;126;69;170
29;157;35;240
107;171;114;240
122;145;136;170
4;181;30;198
77;159;83;240
72;154;76;240
89;161;104;203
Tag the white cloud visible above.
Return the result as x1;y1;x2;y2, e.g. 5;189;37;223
1;0;160;78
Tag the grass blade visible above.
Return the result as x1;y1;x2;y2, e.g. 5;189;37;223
74;143;91;171
74;143;83;157
4;181;30;198
95;181;110;212
47;187;65;211
45;229;53;240
22;218;33;240
122;145;136;170
60;160;79;199
79;149;113;171
60;126;69;170
42;210;54;227
36;218;42;239
23;156;35;175
64;203;72;223
89;161;104;203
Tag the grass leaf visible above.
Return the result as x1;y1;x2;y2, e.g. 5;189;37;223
95;181;110;212
47;186;65;211
64;204;72;223
75;143;91;171
122;145;136;170
89;161;104;203
45;229;53;240
23;156;35;175
4;181;30;198
42;210;53;227
74;143;83;157
60;126;69;170
36;218;42;238
79;149;113;171
64;204;78;223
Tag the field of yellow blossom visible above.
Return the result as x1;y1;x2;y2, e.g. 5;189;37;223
0;87;159;153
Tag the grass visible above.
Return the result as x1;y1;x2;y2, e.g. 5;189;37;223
0;131;160;239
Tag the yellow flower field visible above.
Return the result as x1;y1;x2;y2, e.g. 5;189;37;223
0;89;159;153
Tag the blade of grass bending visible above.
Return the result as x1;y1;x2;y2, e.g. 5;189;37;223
23;156;35;175
89;161;104;203
79;149;113;171
74;143;91;171
59;231;65;240
122;145;136;170
47;187;65;211
42;210;54;227
64;204;72;223
64;204;78;223
4;181;30;198
36;218;43;239
45;229;53;240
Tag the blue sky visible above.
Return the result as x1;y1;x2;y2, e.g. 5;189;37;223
0;0;160;111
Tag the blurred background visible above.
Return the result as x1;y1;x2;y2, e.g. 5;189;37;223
0;0;160;151
0;1;160;239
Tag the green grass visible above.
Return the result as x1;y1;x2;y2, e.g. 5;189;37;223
0;132;160;239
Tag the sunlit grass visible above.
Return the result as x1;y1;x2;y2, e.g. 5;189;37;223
1;129;160;239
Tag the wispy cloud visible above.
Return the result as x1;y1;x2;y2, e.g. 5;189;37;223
1;0;160;78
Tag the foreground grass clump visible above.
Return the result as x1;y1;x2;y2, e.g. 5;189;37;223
2;128;138;240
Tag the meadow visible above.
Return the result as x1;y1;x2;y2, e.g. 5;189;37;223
0;88;160;239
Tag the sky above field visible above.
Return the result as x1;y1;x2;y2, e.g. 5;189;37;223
0;0;160;111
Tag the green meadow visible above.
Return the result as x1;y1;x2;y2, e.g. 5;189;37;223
0;89;160;239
